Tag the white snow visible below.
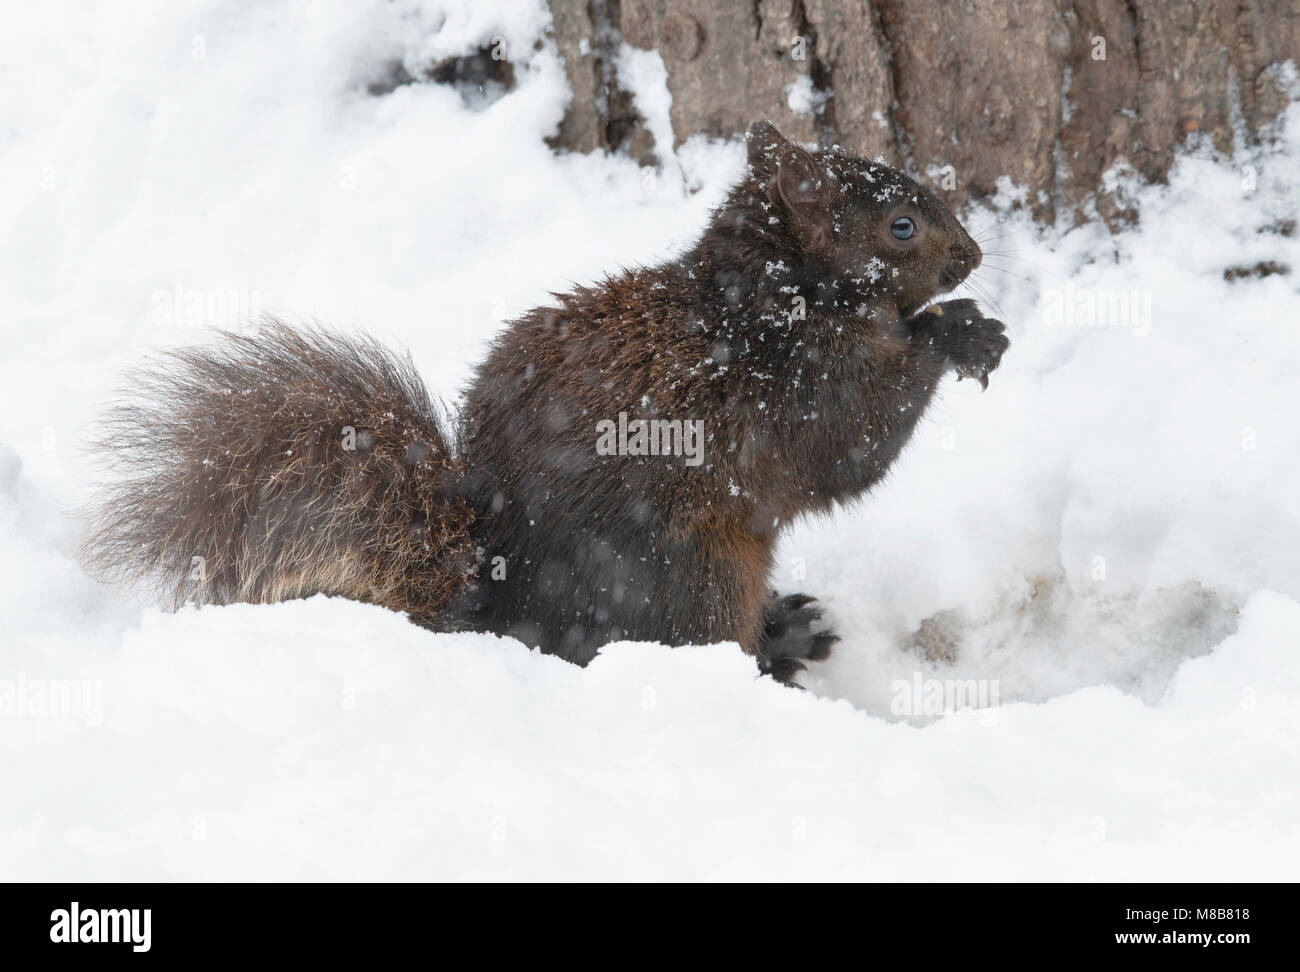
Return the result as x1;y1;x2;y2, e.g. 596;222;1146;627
615;43;676;173
785;75;826;117
1;1;1298;880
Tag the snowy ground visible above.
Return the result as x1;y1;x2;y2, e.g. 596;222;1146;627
1;1;1298;880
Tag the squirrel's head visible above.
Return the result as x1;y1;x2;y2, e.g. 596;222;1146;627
743;120;980;318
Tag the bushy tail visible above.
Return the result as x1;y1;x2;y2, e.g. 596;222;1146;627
83;318;476;626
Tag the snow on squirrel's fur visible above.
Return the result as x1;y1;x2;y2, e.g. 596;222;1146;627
1;0;1298;879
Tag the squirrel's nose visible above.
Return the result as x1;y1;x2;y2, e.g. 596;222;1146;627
942;244;980;287
951;244;981;277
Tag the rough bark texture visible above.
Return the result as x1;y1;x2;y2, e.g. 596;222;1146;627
547;0;1300;222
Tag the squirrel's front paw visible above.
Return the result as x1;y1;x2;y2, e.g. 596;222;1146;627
913;298;1009;390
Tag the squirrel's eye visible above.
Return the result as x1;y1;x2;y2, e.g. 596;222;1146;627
890;217;916;240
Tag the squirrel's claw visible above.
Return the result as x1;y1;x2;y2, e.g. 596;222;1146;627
937;302;1008;390
954;364;991;390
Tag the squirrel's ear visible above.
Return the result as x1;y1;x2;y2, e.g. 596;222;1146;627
747;120;836;255
746;120;785;170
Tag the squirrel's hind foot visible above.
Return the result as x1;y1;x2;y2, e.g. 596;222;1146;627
757;592;839;687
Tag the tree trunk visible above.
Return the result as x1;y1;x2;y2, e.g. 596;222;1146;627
548;0;1300;223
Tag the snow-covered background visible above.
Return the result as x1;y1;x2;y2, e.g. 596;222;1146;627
2;0;1298;880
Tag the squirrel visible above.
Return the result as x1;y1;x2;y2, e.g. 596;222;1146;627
83;120;1008;684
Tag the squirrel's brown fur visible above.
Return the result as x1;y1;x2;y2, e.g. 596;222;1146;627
83;122;1008;683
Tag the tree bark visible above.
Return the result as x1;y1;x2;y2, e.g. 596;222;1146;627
548;0;1300;222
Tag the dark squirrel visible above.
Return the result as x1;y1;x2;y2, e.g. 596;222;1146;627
84;121;1008;683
